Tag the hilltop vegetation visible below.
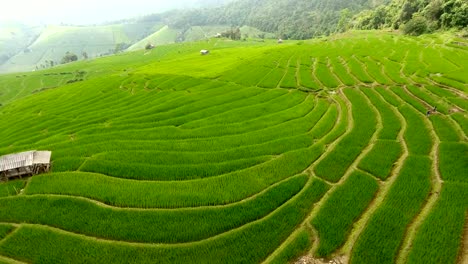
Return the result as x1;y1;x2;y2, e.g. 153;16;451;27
0;30;466;263
353;0;468;34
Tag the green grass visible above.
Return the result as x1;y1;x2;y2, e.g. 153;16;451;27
391;86;428;114
312;171;379;257
0;181;25;198
0;175;307;243
269;228;312;264
329;58;357;86
398;104;433;156
407;182;468;264
0;31;466;263
0;178;330;264
439;142;468;183
0;224;14;241
430;115;462;142
358;140;403;180
26;146;325;208
351;156;432;264
347;56;373;83
315;57;340;88
361;88;401;140
406;85;451;114
314;88;377;182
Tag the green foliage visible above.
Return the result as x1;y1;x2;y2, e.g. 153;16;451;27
351;156;432;264
407;182;468;264
440;0;468;28
0;224;14;241
312;171;379;257
0;179;330;264
0;32;466;263
361;88;401;140
403;15;429;35
314;88;377;182
168;0;380;39
61;51;78;64
0;180;25;198
398;104;433;156
352;0;467;31
358;140;403;180
430;115;461;142
0;175;307;243
269;228;312;264
439;142;468;183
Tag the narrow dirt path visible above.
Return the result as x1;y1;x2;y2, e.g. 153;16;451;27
0;254;27;264
396;109;443;264
311;58;325;88
339;87;408;256
385;86;445;263
23;172;306;212
262;96;346;263
370;56;395;85
327;57;346;89
302;87;383;259
425;78;468;99
458;214;468;264
338;56;363;86
276;56;294;89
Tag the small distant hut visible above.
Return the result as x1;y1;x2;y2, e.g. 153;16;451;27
278;38;283;44
200;50;210;55
145;43;155;50
0;151;51;181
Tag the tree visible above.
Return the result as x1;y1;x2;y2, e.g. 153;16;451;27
403;15;429;35
400;0;420;23
440;0;468;28
82;51;88;60
336;8;352;32
61;52;78;64
221;27;242;40
114;43;130;53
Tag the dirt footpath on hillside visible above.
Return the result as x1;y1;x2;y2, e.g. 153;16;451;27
295;255;348;264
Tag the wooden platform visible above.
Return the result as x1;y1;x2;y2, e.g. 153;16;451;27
0;151;51;181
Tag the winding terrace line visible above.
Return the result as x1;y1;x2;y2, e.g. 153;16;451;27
262;94;345;263
340;86;408;256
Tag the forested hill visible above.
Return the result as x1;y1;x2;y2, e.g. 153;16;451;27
353;0;467;34
167;0;388;39
167;0;466;38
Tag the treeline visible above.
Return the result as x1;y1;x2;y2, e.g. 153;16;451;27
136;0;466;39
160;0;381;39
352;0;467;35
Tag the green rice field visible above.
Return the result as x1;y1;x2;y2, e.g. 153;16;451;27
0;31;466;263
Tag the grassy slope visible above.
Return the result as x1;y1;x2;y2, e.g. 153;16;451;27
0;31;466;264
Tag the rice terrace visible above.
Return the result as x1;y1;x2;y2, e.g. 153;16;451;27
0;27;467;264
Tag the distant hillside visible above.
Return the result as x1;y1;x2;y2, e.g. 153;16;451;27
0;22;41;66
0;22;159;73
129;24;274;51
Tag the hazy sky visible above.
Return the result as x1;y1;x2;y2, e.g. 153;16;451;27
0;0;199;25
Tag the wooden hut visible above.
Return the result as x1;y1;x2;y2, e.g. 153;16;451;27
0;151;51;181
200;50;210;55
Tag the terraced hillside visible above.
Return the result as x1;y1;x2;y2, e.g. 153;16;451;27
0;31;467;264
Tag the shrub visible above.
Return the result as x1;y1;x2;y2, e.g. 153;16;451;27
403;16;429;36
